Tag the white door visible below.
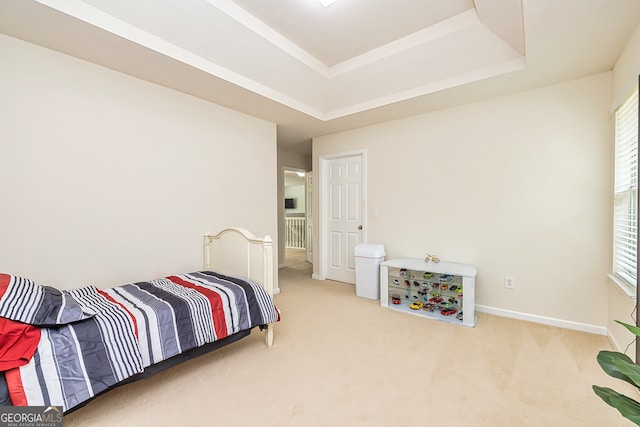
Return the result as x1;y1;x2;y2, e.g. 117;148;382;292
306;172;313;263
325;154;364;283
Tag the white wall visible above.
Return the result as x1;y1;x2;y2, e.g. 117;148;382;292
608;22;640;354
0;34;278;290
313;73;612;330
284;185;305;215
613;23;640;108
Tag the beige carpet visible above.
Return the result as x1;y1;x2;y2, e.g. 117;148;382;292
64;250;635;426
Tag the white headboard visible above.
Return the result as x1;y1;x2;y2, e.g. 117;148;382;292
203;227;274;297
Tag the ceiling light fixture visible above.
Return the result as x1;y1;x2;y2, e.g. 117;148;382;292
316;0;340;7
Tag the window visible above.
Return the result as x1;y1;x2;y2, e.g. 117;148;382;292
613;87;639;287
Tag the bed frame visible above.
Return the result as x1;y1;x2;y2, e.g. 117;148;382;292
203;227;275;347
0;227;277;412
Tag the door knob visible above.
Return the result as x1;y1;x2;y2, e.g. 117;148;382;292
358;225;363;230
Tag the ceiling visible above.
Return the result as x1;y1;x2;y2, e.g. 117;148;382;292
1;0;639;156
284;170;306;187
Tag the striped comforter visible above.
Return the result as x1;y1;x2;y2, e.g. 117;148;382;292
3;271;278;412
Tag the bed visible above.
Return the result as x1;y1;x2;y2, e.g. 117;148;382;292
0;227;279;413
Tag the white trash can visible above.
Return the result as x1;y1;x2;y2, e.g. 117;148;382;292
353;243;386;299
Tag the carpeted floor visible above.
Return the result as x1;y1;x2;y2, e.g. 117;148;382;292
64;249;635;426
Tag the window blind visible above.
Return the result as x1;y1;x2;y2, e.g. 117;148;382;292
613;88;639;287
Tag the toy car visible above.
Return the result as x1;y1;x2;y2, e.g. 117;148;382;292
410;301;425;310
456;311;463;320
441;307;457;316
423;303;437;312
392;296;401;305
429;297;444;304
423;272;434;279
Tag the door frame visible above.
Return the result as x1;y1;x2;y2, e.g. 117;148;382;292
318;149;367;281
305;171;313;263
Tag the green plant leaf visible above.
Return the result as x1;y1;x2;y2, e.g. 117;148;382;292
597;350;640;387
616;320;640;337
593;385;640;425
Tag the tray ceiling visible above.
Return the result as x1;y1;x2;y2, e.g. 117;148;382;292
0;0;639;154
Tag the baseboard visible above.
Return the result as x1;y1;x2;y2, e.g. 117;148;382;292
273;287;281;295
476;305;607;335
312;274;323;280
606;329;624;352
606;328;637;353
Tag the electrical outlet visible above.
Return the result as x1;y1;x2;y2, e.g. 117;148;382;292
504;276;515;290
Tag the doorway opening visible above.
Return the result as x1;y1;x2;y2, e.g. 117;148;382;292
283;168;312;272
